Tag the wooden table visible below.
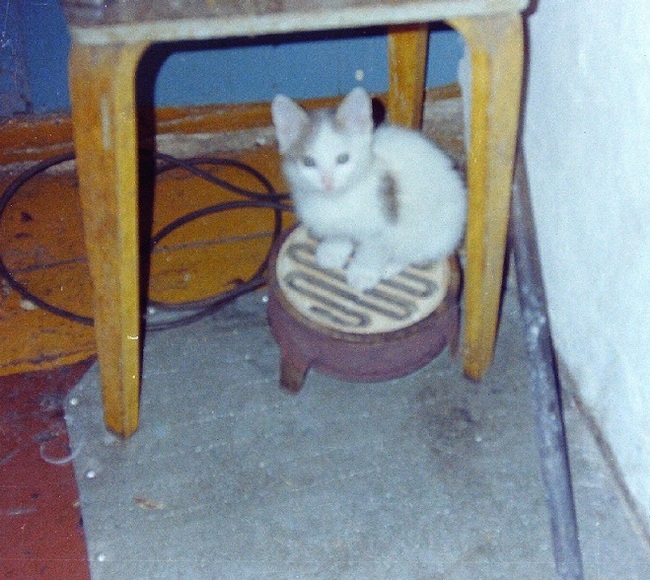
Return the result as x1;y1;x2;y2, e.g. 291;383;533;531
63;0;527;438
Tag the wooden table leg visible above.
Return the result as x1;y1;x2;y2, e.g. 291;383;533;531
447;15;524;380
69;42;149;438
387;24;429;128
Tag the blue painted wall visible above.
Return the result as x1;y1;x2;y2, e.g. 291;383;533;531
0;0;31;114
3;0;463;116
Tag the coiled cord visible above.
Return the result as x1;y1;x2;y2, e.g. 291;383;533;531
0;151;293;331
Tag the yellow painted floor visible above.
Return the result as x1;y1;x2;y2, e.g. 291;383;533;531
0;146;292;376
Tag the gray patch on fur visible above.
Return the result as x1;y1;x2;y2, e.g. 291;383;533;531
285;110;335;162
380;172;400;224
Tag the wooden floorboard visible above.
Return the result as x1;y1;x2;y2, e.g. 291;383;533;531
0;146;290;376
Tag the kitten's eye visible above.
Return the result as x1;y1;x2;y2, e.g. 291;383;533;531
336;153;350;164
302;156;316;167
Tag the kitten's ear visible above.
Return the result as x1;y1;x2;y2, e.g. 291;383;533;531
335;87;373;134
272;95;309;154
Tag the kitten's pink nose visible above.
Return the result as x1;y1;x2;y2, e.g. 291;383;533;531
321;174;334;191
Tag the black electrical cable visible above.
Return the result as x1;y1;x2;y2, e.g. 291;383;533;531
0;151;293;331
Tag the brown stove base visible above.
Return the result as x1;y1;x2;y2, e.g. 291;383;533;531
266;228;461;392
267;289;459;392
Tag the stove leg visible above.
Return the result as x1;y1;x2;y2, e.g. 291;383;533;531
280;353;310;393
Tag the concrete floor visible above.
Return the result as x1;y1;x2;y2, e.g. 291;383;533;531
65;282;650;579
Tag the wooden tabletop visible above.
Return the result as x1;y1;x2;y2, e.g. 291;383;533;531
62;0;528;45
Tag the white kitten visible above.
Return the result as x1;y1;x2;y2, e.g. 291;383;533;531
271;87;466;291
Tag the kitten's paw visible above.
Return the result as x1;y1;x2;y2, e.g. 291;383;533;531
315;240;354;270
345;264;383;292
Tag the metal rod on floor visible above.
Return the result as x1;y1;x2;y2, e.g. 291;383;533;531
510;151;584;580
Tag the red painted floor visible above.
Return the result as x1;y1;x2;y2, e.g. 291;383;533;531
0;361;93;579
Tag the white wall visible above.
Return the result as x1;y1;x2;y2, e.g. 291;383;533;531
524;1;650;526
